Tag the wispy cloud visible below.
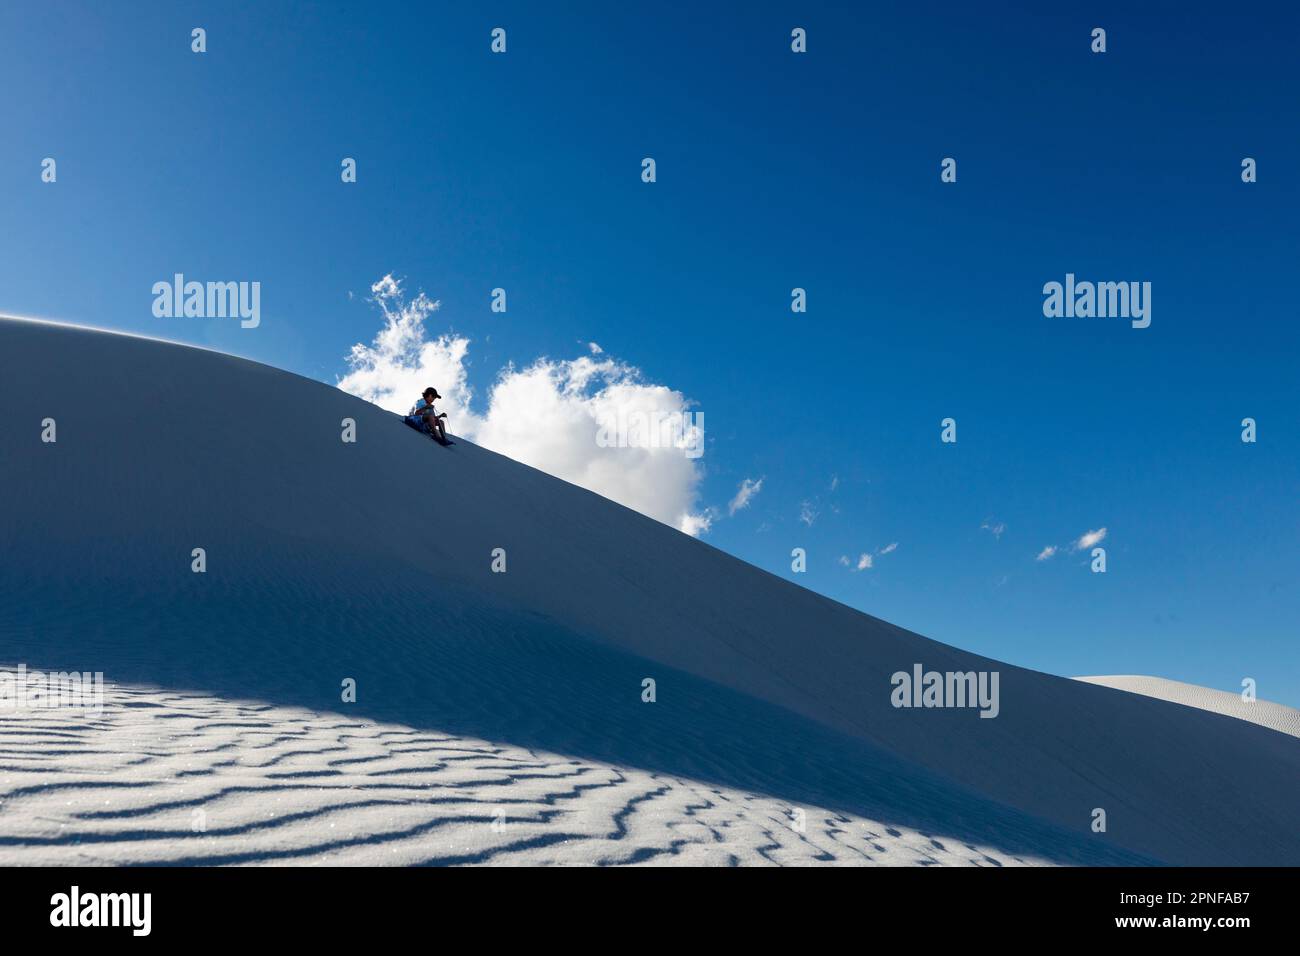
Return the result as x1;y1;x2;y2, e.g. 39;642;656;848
841;543;895;572
728;477;764;516
981;518;1006;538
1073;527;1107;551
799;501;819;526
1035;527;1106;562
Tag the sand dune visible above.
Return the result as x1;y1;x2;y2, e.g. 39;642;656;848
1077;676;1300;739
1;316;1297;866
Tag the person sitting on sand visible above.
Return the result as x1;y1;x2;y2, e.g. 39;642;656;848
407;387;447;442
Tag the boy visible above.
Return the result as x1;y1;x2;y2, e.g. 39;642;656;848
407;387;447;443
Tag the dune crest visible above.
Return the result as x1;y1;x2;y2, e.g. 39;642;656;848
1077;676;1300;739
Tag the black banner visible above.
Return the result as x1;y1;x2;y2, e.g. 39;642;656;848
0;866;1287;942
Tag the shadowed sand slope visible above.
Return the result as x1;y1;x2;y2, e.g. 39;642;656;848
1;317;1297;866
1077;676;1300;739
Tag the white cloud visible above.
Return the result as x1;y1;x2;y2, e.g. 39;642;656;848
728;477;763;516
829;474;839;492
679;511;714;537
981;519;1006;538
587;342;603;354
1073;527;1107;551
841;543;894;571
337;275;481;430
339;275;710;535
799;501;819;526
1036;545;1058;561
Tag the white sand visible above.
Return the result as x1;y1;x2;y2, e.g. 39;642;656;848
1076;676;1300;739
0;681;1044;866
1;316;1297;866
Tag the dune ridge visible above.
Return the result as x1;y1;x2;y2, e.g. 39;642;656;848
1077;675;1300;739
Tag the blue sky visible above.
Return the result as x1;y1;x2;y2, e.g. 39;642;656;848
3;2;1297;703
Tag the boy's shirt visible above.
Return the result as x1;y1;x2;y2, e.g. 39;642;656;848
409;398;437;417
